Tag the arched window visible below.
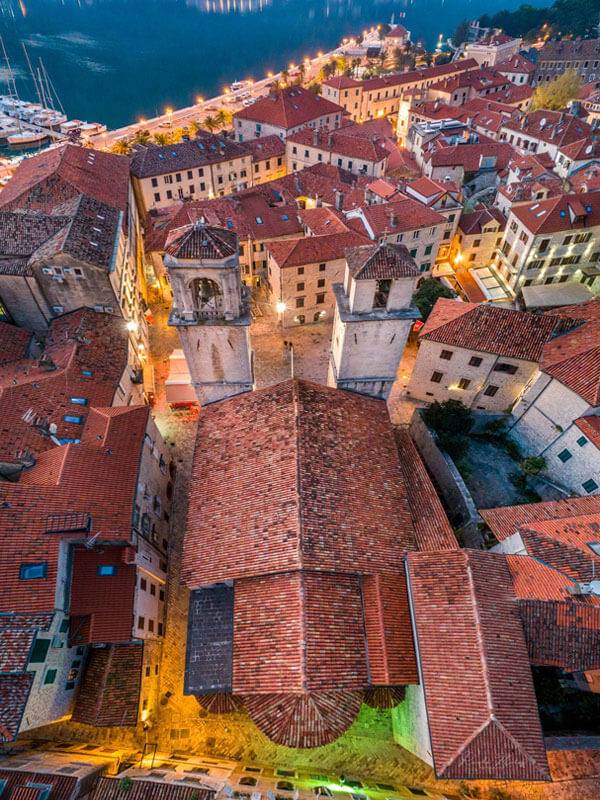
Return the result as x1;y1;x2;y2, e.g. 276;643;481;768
190;278;223;319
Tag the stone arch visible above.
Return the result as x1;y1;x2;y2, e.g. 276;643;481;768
189;277;224;318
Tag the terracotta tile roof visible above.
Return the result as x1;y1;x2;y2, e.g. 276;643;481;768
288;124;389;163
233;572;369;694
0;143;129;215
0;211;70;258
425;141;515;171
0;309;130;463
323;75;361;89
404;175;460;204
510;191;600;236
243;690;363;749
0;613;52;673
165;223;238;260
242;133;286;162
407;549;550;781
506;554;583;601
72;643;143;725
0;674;33;743
266;230;367;268
89;778;213;800
362;572;417;685
503;110;592;147
541;317;600;405
492;84;534;105
152;191;302;250
366;178;399;199
345;242;419;279
394;428;458;551
575;415;600;448
0;406;150;623
428;68;510;96
519;599;600;672
0;324;31;366
234;86;343;129
298;206;349;235
421;298;571;362
0;770;77;799
183;380;417;587
538;38;600;62
481;495;600;541
362;58;479;93
497;53;536;74
569;162;600;192
264;162;369;210
131;133;249;178
548;297;600;322
352;196;446;237
458;206;505;235
517;515;600;583
557;136;600;161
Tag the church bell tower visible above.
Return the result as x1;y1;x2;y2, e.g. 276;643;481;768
165;223;254;406
328;242;420;400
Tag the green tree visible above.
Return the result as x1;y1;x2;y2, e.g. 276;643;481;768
153;132;169;146
335;55;348;75
412;278;455;321
111;138;132;155
309;82;322;95
215;108;232;128
297;63;306;85
131;128;150;145
532;68;582;110
453;20;470;47
520;455;546;475
189;119;201;137
423;399;474;460
281;68;289;85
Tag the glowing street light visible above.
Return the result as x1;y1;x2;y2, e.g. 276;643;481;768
165;106;173;127
126;320;139;332
196;95;204;105
275;301;287;315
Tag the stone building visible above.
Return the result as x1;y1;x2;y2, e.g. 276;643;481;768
0;310;172;742
233;86;343;142
534;38;600;85
265;229;367;327
165;223;253;405
406;299;574;412
492;191;600;296
328;242;420;399
0;144;147;354
286;124;389;178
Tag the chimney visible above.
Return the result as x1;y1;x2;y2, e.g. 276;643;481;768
388;210;398;227
334;189;345;211
327;131;334;149
312;128;319;146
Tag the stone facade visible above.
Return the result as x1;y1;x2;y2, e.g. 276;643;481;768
328;244;420;400
166;226;254;405
407;338;539;411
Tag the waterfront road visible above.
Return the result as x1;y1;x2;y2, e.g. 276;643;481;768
90;30;381;149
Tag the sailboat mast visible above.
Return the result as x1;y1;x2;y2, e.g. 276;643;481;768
36;66;48;108
40;58;64;114
22;42;42;105
0;36;19;100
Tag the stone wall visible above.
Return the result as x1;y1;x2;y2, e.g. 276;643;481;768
409;410;480;543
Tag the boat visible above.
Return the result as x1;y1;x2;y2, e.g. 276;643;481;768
7;129;48;146
80;121;107;135
0;123;21;142
230;80;248;92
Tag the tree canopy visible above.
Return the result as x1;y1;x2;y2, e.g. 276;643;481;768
531;68;582;110
412;279;455;321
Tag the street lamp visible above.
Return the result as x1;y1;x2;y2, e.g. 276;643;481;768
275;301;286;315
126;320;139;332
165;107;173;127
196;96;204;105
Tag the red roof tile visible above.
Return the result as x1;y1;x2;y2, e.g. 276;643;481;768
362;58;479;93
0;674;33;743
298;206;349;235
481;495;600;541
506;554;581;601
0;770;77;800
511;191;600;235
0;309;130;463
421;298;572;362
458;206;505;235
243;133;286;162
323;75;361;89
72;643;143;725
394;428;458;551
541;317;600;405
350;196;446;237
503;110;592;148
266;230;367;268
234;86;343;129
407;550;550;781
425;141;515;171
243;690;363;749
519;600;600;672
288;124;389;163
182;380;417;587
575;415;600;448
345;242;419;279
518;514;600;583
0;143;129;215
497;53;536;74
0;324;31;366
89;778;212;800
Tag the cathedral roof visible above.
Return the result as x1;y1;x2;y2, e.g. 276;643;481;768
165;223;238;260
